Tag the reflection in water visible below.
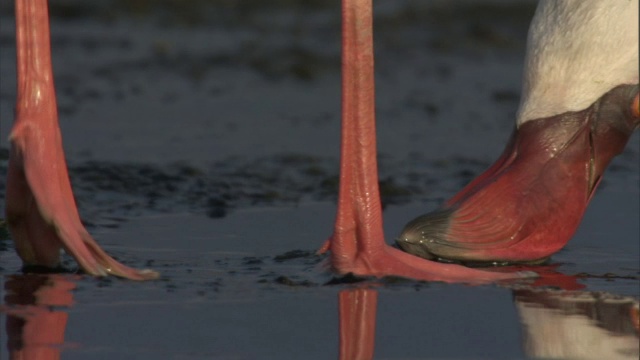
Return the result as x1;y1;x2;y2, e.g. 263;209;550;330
2;274;77;360
515;290;639;359
337;269;639;360
339;288;377;360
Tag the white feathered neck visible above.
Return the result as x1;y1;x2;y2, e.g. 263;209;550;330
517;0;639;125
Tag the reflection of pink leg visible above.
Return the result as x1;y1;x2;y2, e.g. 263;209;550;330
323;0;530;283
5;0;157;280
339;289;377;360
7;310;68;359
5;275;76;359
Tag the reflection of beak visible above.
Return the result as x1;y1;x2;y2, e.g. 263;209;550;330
4;274;78;358
397;84;640;264
515;263;586;291
514;289;640;359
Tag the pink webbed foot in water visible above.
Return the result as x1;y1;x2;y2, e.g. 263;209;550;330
5;0;158;280
397;0;640;264
320;0;532;283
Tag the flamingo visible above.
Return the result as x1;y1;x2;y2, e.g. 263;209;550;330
6;0;524;283
396;0;640;263
5;0;157;280
7;0;635;282
322;0;527;282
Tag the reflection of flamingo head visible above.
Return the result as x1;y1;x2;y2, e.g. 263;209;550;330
514;289;640;359
516;264;586;291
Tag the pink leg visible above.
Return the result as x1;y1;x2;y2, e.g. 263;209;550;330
323;0;530;283
5;0;157;280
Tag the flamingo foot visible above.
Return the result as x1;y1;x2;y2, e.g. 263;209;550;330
6;127;158;281
5;0;157;280
6;121;158;281
328;231;533;284
397;85;639;263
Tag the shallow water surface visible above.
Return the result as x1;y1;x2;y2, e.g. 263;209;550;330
1;1;638;359
1;195;638;359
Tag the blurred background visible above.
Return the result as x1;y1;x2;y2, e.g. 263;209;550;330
0;1;638;359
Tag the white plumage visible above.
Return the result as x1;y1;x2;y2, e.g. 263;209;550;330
517;0;639;125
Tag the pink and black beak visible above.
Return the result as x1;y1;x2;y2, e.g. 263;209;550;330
397;85;639;264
